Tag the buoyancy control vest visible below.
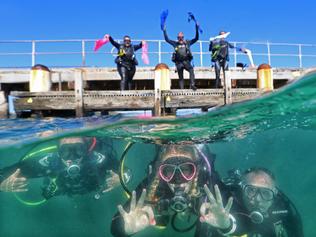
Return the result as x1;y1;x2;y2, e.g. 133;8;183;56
172;41;193;62
116;45;138;66
211;40;229;62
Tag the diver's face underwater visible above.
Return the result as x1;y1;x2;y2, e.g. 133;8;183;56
158;156;197;212
242;172;277;216
58;138;88;178
159;157;196;184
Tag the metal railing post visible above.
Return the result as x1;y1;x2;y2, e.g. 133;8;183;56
158;40;162;63
233;42;237;68
199;41;203;67
32;41;36;66
267;42;271;65
298;44;302;68
81;40;86;66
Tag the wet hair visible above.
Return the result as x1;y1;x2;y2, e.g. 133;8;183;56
158;145;198;163
243;167;276;182
59;137;84;145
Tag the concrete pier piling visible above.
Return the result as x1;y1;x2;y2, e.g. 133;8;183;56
0;91;8;118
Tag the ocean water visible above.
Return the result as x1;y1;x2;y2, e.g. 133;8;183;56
0;71;316;237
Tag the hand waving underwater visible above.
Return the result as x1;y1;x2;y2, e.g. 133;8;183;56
118;189;156;235
102;170;120;193
0;169;28;192
200;184;233;229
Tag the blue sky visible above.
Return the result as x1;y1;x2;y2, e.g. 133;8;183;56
0;0;314;42
0;0;315;68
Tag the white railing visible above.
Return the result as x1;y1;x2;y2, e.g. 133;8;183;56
0;39;315;68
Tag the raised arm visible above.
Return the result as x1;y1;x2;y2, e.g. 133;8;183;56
163;28;177;47
109;36;121;49
228;42;235;49
189;24;199;46
133;41;143;51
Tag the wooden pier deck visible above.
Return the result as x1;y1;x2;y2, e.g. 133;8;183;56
0;66;308;117
11;88;262;116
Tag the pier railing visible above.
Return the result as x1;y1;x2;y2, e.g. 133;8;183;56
0;39;315;69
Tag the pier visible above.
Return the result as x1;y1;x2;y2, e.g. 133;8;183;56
1;66;307;117
0;38;314;117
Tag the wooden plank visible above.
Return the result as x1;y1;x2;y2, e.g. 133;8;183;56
83;90;155;110
232;88;263;102
11;91;75;97
162;89;224;108
14;97;76;110
163;95;224;108
84;90;155;96
84;96;155;110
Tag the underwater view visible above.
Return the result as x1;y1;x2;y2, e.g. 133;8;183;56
0;71;316;237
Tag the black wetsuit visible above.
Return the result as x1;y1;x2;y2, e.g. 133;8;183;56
111;157;234;237
209;39;234;88
229;188;304;237
0;146;120;199
109;36;142;90
163;25;199;89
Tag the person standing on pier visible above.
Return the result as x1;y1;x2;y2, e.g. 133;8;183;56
108;35;145;90
161;12;199;90
209;31;246;88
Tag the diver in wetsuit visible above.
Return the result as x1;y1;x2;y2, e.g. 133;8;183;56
222;167;304;237
209;31;242;88
0;137;130;199
108;35;144;90
111;145;238;237
163;23;199;90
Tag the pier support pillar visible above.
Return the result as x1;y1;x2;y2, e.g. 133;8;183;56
154;63;170;116
257;64;274;91
75;70;84;117
0;91;8;118
29;64;51;92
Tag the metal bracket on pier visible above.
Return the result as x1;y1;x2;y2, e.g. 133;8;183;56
224;70;232;104
75;69;84;117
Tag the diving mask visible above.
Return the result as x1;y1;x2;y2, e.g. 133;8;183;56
159;161;196;183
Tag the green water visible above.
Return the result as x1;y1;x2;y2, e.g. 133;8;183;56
1;72;316;236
